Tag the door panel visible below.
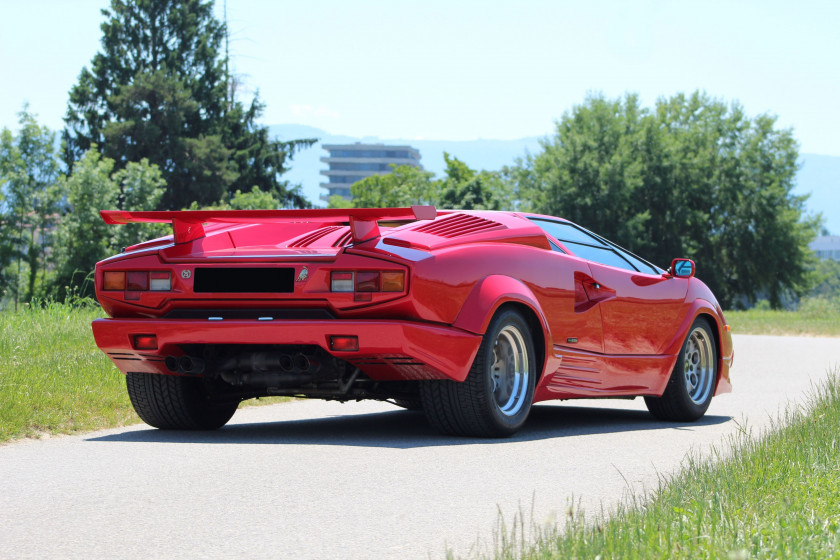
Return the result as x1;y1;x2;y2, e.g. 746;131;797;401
536;253;604;355
586;262;688;355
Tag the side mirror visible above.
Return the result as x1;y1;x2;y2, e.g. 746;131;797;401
670;258;695;278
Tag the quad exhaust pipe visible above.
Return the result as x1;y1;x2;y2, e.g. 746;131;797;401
165;355;206;375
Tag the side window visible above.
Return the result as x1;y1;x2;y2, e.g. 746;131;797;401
532;219;608;247
609;244;660;275
548;239;566;253
530;218;639;272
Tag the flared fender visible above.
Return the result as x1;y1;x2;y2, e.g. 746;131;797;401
665;298;734;396
452;275;553;367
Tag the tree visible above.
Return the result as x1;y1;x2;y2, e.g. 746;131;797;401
63;0;313;210
810;258;840;299
515;91;820;308
186;185;282;210
438;153;514;210
0;107;61;308
51;148;165;299
337;165;437;208
327;154;515;211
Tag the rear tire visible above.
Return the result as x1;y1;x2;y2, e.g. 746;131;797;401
126;372;239;430
421;309;536;437
645;318;717;421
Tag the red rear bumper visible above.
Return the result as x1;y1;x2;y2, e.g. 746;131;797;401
91;318;481;382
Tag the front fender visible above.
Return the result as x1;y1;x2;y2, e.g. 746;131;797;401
664;298;733;396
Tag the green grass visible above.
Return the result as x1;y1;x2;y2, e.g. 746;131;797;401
0;302;292;443
467;370;840;560
0;302;136;442
725;296;840;337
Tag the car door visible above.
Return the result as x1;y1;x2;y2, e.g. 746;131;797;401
538;247;605;355
530;218;687;356
585;260;687;356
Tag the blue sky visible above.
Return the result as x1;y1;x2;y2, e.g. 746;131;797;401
1;0;839;155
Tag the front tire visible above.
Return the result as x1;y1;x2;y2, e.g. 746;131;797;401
645;318;717;421
421;309;536;437
126;372;240;430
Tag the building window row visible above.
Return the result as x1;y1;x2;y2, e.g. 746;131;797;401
816;250;840;260
329;149;418;160
328;162;394;172
328;175;363;184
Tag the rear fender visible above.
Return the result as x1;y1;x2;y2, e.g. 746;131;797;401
452;275;552;376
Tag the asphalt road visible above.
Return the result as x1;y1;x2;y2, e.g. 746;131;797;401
1;334;838;560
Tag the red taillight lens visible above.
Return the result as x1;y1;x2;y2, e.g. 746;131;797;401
103;271;126;291
355;271;380;292
126;271;149;291
329;335;359;352
133;334;158;350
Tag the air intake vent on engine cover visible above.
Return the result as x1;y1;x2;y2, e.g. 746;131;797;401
414;214;504;238
332;229;353;247
287;226;343;247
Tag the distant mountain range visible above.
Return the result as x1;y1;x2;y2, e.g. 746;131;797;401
271;124;840;234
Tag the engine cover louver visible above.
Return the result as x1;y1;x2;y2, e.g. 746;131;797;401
414;213;505;238
332;230;353;247
287;226;343;248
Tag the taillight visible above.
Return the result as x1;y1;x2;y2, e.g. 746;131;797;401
355;271;380;292
126;271;148;291
150;272;171;291
330;272;354;292
103;271;126;291
330;270;405;301
381;272;404;292
103;271;171;299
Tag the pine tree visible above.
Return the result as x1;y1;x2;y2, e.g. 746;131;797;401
63;0;313;210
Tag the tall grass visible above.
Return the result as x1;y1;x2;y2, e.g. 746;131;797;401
468;370;840;559
0;302;136;441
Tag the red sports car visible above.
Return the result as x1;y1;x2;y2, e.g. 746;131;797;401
92;206;733;437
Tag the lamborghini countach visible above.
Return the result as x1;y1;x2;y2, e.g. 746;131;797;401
91;206;733;437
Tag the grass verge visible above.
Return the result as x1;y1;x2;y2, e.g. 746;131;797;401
0;302;288;443
469;370;840;559
0;303;134;442
725;296;840;337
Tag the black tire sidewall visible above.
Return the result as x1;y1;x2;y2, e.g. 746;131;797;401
672;319;717;418
479;309;537;434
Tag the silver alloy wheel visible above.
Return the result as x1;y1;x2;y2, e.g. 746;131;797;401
490;324;530;416
683;326;715;405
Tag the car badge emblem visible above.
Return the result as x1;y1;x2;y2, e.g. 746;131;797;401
181;269;191;279
296;267;309;282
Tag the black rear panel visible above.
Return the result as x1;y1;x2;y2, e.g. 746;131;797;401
193;268;295;293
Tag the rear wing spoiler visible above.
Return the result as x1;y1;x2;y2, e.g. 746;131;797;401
100;205;438;244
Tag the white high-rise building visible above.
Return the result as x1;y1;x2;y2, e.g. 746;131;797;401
320;143;422;202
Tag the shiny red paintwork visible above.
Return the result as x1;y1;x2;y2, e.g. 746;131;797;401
92;207;733;401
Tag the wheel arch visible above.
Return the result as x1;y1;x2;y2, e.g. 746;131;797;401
452;275;550;382
667;304;731;396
